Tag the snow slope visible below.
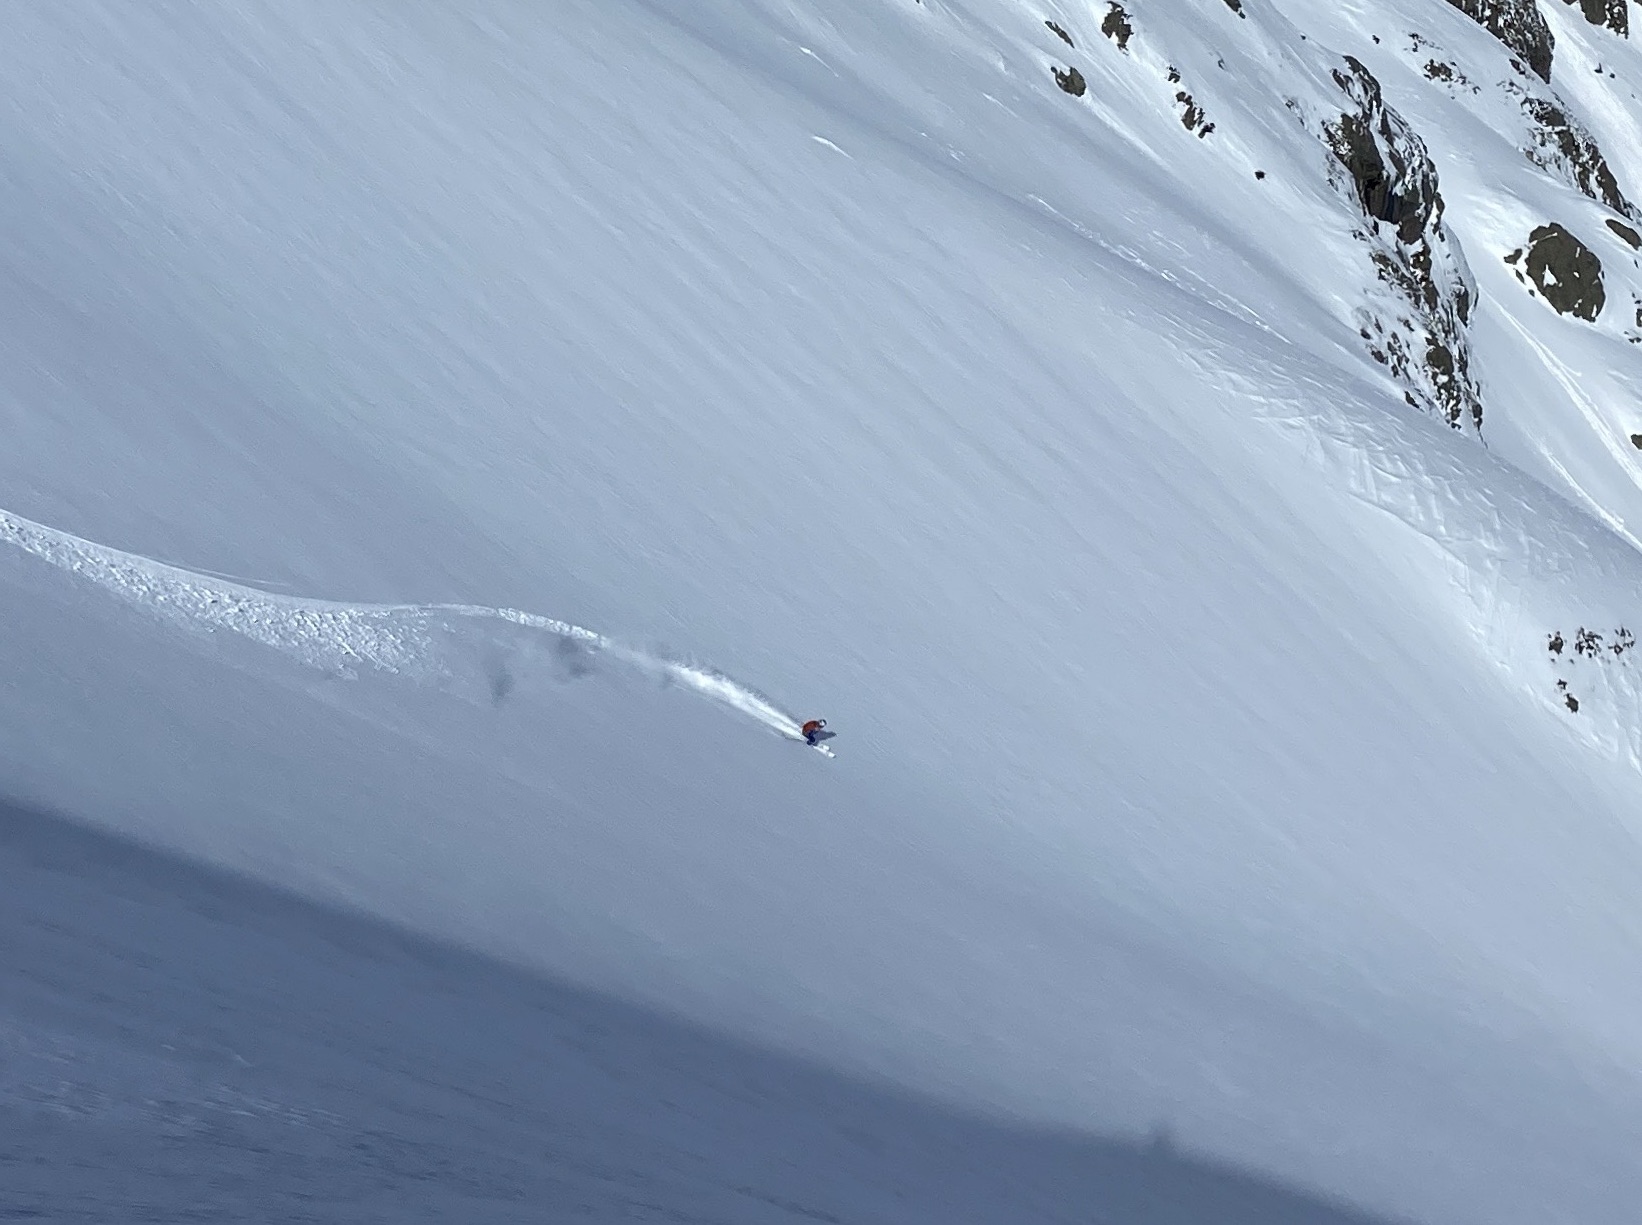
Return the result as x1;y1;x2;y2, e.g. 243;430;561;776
1281;0;1642;544
4;0;1642;1221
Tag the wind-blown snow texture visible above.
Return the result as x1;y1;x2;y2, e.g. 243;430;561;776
5;1;1642;1222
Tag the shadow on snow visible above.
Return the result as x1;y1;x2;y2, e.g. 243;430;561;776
0;800;1412;1225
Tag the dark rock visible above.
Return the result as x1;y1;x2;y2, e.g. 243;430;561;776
1102;3;1133;50
1521;97;1631;214
1524;222;1605;320
1631;433;1642;448
1053;65;1087;96
1046;20;1074;47
1563;0;1627;35
1223;0;1246;16
1327;58;1440;245
1326;56;1481;429
1606;218;1641;248
1176;91;1213;136
1440;0;1554;82
1333;113;1397;225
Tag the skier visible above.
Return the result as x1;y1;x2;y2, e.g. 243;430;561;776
801;718;827;746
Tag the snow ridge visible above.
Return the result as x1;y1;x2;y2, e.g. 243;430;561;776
0;508;803;742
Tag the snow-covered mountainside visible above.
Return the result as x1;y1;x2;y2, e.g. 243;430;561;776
5;1;1642;1221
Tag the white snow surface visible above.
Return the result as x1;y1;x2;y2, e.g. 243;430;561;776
4;0;1642;1221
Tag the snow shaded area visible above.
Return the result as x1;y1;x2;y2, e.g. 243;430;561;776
3;0;1642;1222
3;801;1415;1224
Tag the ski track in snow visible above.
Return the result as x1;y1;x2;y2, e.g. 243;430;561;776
0;509;805;743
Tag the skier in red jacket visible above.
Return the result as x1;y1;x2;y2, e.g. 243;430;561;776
801;719;827;746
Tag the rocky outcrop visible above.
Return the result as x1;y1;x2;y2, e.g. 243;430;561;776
1441;0;1554;82
1545;627;1634;715
1521;96;1631;214
1608;218;1641;249
1053;65;1087;95
1518;223;1606;319
1101;3;1132;51
1327;59;1442;245
1326;57;1481;428
1177;91;1207;133
1170;70;1215;137
1563;0;1627;36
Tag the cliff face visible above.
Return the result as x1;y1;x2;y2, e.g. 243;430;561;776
1442;0;1556;79
1326;54;1481;427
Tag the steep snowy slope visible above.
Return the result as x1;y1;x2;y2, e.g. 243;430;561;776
5;1;1642;1222
1274;0;1642;541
